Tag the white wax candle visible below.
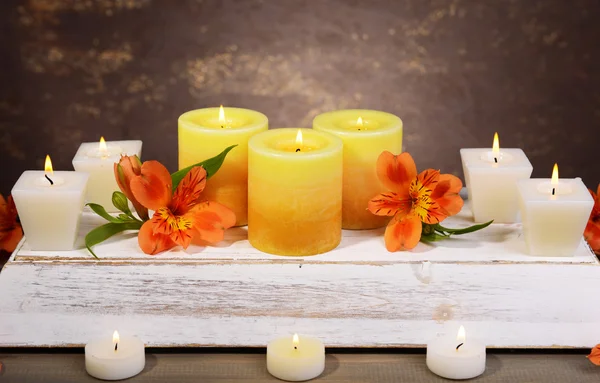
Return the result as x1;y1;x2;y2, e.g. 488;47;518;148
11;165;89;251
517;173;593;256
85;331;145;380
426;326;486;380
267;334;325;381
461;145;532;223
72;139;142;211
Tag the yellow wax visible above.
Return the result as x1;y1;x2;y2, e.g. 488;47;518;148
313;109;403;229
178;107;268;226
248;128;343;256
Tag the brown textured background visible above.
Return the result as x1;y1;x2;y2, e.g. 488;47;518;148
0;0;599;195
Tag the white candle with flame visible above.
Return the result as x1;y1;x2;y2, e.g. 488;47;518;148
517;163;594;256
460;133;533;223
85;330;145;380
267;333;325;381
11;155;89;250
427;325;486;380
72;137;142;211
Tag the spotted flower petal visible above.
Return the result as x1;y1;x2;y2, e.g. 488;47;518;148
138;220;177;255
376;151;417;195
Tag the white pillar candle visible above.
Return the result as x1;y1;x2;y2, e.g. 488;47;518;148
11;156;89;251
460;133;533;223
427;325;486;380
72;138;142;211
85;331;145;381
517;164;594;256
267;334;325;381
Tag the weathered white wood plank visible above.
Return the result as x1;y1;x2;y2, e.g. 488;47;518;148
1;261;600;347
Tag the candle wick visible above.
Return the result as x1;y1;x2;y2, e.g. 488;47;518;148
358;128;361;131
294;346;297;350
295;148;301;152
552;187;556;196
456;342;464;351
114;342;118;351
221;125;224;129
45;174;54;185
494;157;498;163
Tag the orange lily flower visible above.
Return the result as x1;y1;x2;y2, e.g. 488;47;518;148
129;161;236;255
584;183;600;255
0;194;23;253
368;152;464;251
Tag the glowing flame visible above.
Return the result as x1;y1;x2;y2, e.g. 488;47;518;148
292;333;299;348
457;325;466;343
44;155;53;175
492;132;499;157
357;116;363;128
113;330;120;344
219;105;226;126
551;163;559;186
99;136;108;152
295;129;303;147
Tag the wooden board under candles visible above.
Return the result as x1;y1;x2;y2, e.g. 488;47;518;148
0;202;598;348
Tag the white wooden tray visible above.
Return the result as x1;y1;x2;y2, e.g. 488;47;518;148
0;202;598;348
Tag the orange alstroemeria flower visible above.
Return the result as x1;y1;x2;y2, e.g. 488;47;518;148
584;183;600;255
129;161;236;255
368;152;464;251
0;194;23;253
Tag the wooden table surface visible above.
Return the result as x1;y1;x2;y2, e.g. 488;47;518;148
1;351;598;382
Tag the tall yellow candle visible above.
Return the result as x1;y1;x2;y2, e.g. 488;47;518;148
313;109;403;229
248;128;343;256
178;106;268;226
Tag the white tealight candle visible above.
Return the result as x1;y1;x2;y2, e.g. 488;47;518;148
85;331;145;381
460;133;533;223
517;164;594;256
267;334;325;381
11;156;89;251
427;325;486;380
72;138;142;211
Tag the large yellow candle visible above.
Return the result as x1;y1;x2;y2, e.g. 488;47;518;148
248;128;343;256
179;106;268;226
313;110;403;229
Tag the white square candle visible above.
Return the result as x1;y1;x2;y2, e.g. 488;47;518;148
460;137;532;223
12;165;89;251
72;139;142;211
517;173;593;257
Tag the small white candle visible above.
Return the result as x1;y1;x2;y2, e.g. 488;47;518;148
460;133;533;223
267;334;325;381
427;325;486;380
11;156;89;251
85;331;145;381
72;138;142;211
517;164;594;256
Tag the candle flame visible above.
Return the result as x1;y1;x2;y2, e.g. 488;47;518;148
457;325;466;343
551;163;559;185
295;129;303;147
292;333;299;347
492;132;500;157
99;136;108;153
219;105;226;126
44;155;53;175
113;330;120;344
357;116;363;128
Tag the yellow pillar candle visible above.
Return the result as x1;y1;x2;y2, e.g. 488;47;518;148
178;106;268;226
248;128;343;256
313;109;403;229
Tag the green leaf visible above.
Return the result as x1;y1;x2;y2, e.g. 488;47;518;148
85;222;143;259
86;203;121;223
112;191;132;215
420;232;450;242
171;145;237;191
434;220;494;236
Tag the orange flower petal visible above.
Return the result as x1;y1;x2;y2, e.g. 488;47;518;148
376;151;417;194
431;174;464;217
130;161;173;211
410;169;447;224
187;201;236;244
384;214;422;251
584;221;600;254
149;207;195;249
588;344;600;366
170;166;207;215
0;224;23;253
138;220;177;255
368;193;411;217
